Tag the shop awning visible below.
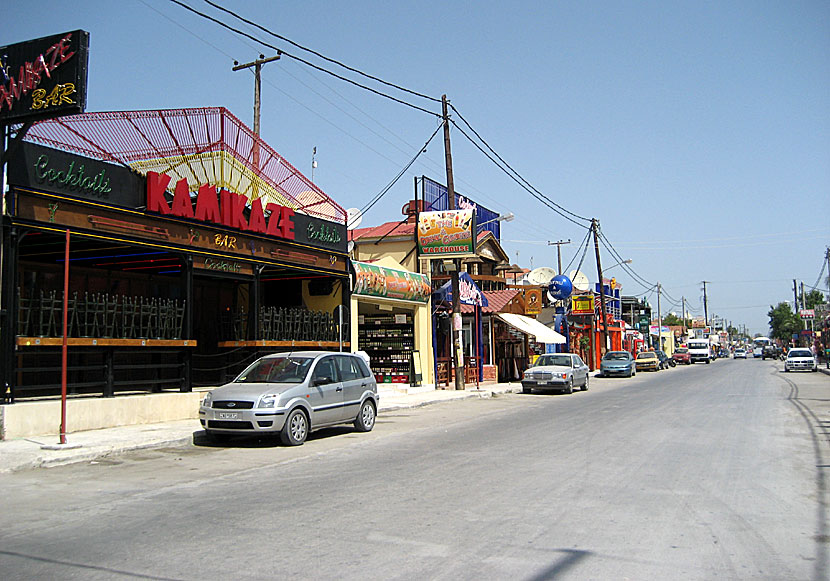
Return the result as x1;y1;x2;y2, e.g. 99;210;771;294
496;313;566;344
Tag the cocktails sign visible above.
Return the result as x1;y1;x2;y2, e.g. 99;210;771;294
0;30;89;124
416;209;476;258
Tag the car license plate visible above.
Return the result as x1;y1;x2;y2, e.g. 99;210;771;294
538;381;548;385
217;411;241;420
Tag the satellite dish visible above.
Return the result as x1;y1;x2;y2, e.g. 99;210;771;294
526;267;558;286
346;208;363;230
569;270;590;292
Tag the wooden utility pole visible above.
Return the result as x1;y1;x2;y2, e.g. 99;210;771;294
702;281;710;327
656;283;662;352
442;95;464;390
233;53;281;172
591;219;608;357
547;239;571;274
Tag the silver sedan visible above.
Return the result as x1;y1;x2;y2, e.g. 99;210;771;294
521;353;590;394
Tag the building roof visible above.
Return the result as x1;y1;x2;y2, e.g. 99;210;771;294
351;220;415;241
459;289;521;314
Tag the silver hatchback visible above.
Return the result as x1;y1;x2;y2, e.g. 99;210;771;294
199;351;379;445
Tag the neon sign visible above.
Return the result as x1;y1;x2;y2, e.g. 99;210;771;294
146;171;295;241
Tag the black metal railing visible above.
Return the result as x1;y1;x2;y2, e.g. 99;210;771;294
18;290;186;340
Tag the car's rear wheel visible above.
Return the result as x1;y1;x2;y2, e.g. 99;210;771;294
280;408;308;446
354;400;376;432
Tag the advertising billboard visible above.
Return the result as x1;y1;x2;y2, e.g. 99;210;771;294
352;261;431;303
571;295;595;316
0;30;89;124
416;209;476;258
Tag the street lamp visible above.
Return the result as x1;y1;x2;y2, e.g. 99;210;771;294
604;258;632;271
477;212;515;228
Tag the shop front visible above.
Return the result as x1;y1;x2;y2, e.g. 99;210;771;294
1;108;349;403
350;258;432;387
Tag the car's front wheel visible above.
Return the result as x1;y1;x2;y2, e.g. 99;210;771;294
563;378;574;394
354;400;376;432
280;408;308;446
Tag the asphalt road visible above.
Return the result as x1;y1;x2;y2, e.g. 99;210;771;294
1;358;827;580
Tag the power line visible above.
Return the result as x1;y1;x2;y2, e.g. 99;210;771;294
355;124;443;223
168;0;438;116
449;104;592;225
448;118;589;230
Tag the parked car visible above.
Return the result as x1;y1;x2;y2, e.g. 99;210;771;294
600;351;636;377
655;350;673;369
672;347;691;365
635;351;660;372
522;353;590;394
784;348;818;372
734;348;747;359
199;351;379;445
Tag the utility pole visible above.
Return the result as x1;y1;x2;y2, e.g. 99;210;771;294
233;53;281;172
793;279;799;313
442;95;464;390
681;296;686;338
656;283;662;352
547;239;571;274
801;281;807;331
702;281;710;327
592;219;608;356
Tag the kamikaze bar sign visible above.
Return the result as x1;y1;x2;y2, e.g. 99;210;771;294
352;261;431;303
0;30;90;124
416;209;476;258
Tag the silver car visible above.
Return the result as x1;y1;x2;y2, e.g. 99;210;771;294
522;353;590;394
199;351;379;445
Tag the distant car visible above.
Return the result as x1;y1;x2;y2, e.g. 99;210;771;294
655;350;673;369
199;351;379;445
784;348;818;372
734;348;747;359
672;348;691;365
762;345;780;360
522;353;590;394
600;351;636;377
635;351;660;372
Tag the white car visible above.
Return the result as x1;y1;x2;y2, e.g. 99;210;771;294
784;348;818;372
734;348;747;359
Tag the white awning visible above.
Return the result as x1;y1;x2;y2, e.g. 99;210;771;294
496;313;566;344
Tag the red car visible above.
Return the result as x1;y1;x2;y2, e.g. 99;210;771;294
672;348;691;365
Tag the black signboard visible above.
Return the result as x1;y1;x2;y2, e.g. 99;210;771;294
0;30;89;124
292;212;348;253
7;141;144;208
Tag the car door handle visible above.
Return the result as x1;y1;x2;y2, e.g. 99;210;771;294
336;387;343;392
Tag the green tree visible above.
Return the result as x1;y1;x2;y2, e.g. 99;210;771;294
767;302;800;343
804;289;826;309
661;313;688;327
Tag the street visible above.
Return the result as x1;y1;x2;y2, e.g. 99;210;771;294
1;358;828;580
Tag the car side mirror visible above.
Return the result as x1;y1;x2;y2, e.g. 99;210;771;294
313;375;334;386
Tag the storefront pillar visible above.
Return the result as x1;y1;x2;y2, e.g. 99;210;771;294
182;255;194;392
1;225;19;403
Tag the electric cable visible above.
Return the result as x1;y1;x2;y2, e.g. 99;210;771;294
201;0;440;104
449;118;589;230
353;123;443;225
168;0;438;116
450;103;592;225
563;228;592;274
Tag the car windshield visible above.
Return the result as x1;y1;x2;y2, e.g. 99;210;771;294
675;348;688;353
535;355;571;367
637;352;656;359
788;349;812;358
603;352;630;361
235;356;313;383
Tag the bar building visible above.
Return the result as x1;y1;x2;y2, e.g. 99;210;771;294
1;108;349;404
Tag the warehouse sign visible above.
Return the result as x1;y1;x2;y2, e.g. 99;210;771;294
0;30;89;124
416;209;476;258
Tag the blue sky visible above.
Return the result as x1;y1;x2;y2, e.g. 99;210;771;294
4;0;828;335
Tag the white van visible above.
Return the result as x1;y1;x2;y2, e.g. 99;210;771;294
688;339;711;364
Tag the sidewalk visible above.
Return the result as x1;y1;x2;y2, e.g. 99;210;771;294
0;382;522;474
